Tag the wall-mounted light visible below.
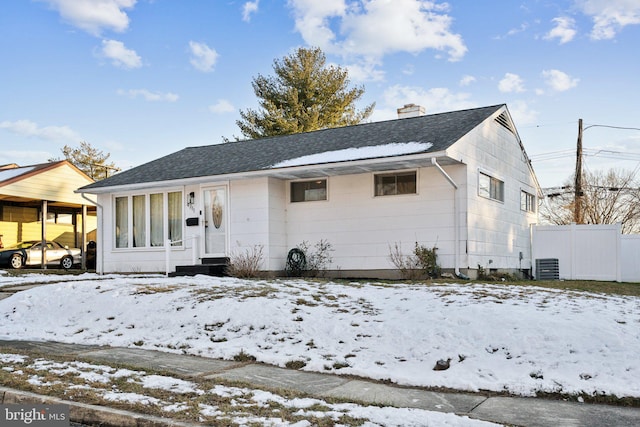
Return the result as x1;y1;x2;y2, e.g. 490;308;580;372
187;192;195;208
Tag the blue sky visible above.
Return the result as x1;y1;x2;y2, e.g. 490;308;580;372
1;0;639;188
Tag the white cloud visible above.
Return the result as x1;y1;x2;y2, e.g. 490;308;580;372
242;1;260;22
542;69;579;91
288;0;346;49
0;150;53;165
492;22;529;40
344;60;385;82
189;41;218;72
288;0;467;62
575;0;640;40
100;39;142;69
0;119;81;142
498;73;526;93
544;17;577;44
209;99;235;114
402;64;415;76
117;89;179;102
459;75;476;87
382;84;475;115
38;0;136;36
507;100;539;126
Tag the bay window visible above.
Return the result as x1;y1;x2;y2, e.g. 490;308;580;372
114;191;183;249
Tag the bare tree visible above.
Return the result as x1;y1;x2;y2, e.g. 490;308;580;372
49;141;120;181
540;168;640;233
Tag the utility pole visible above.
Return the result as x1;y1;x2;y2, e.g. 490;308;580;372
574;118;583;224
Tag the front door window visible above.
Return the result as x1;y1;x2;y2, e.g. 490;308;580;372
203;187;226;255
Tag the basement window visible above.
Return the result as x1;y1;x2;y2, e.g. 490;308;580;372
479;172;504;202
375;171;417;196
291;179;327;202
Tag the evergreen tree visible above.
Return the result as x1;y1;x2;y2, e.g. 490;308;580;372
50;141;120;181
235;47;374;139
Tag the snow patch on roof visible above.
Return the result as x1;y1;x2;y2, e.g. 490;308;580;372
270;141;433;168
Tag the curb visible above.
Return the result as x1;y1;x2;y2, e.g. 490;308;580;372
0;386;199;427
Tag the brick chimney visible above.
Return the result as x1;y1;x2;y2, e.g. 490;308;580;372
397;104;425;119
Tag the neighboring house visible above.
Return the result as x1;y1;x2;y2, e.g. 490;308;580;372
78;104;541;278
0;161;96;265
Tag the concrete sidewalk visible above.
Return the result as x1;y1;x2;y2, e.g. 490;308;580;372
1;340;640;426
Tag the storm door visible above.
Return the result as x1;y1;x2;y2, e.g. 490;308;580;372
203;187;227;256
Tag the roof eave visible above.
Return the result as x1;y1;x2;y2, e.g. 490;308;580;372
78;151;461;194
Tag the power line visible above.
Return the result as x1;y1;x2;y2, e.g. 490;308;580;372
530;148;640;163
584;124;640;132
529;120;640;163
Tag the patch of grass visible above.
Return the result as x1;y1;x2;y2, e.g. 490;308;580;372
530;370;544;380
233;349;257;362
285;360;307;370
204;321;228;331
132;285;180;295
332;361;350;370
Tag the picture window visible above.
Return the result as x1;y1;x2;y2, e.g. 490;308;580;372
291;180;327;202
374;171;417;196
114;191;183;248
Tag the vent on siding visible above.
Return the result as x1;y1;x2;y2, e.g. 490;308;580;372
495;112;516;137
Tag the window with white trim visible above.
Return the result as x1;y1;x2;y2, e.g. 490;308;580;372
521;190;536;213
374;171;417;196
291;179;327;202
479;172;504;202
114;191;183;248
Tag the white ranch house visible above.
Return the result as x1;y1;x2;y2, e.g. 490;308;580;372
78;104;541;278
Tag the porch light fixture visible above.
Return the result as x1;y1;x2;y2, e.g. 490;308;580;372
187;192;195;208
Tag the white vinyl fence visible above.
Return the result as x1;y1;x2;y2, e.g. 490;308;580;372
532;224;640;283
621;234;640;283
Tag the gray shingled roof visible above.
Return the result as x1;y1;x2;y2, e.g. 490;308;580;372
80;104;504;191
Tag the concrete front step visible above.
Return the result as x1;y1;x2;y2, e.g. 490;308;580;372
171;257;230;277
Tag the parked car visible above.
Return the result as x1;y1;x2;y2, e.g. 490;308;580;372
0;240;81;270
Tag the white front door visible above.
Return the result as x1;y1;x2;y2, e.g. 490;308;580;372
203;187;227;256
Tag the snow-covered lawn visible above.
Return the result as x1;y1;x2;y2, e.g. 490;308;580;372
1;274;639;400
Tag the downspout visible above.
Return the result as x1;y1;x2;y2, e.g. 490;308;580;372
431;158;467;279
81;193;103;275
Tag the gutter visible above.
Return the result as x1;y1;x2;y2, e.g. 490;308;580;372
431;158;467;279
77;150;456;195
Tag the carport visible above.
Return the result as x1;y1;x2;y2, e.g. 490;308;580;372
0;161;97;269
